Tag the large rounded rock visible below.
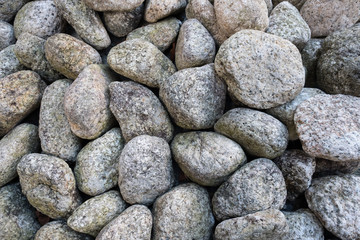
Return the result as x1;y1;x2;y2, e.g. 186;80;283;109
35;221;91;240
0;0;29;22
144;0;187;23
0;20;15;51
83;0;144;11
0;45;26;79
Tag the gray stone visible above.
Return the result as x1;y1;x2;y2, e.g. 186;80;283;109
215;30;305;109
35;221;91;240
0;45;26;79
118;135;174;205
144;0;187;23
306;174;360;240
45;33;102;80
0;0;29;22
109;81;173;142
0;20;15;51
301;38;324;87
273;0;306;9
153;183;214;240
212;158;287;221
264;0;273;14
294;94;360;161
83;0;145;12
315;158;360;176
107;39;176;88
75;128;125;196
17;153;82;219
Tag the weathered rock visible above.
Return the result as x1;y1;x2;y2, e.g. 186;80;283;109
153;183;214;239
144;0;187;23
315;158;360;176
273;0;306;10
35;221;91;240
45;33;102;80
83;0;144;12
0;45;26;79
215;30;305;109
301;38;323;87
212;158;287;221
0;0;29;22
118;135;174;205
17;153;82;219
109;81;173;142
0;20;15;51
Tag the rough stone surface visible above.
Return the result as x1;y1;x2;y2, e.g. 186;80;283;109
75;128;125;196
0;71;46;137
107;39;176;88
83;0;145;11
315;158;360;176
171;131;247;186
301;38;323;87
175;19;215;70
212;158;287;221
0;20;15;51
144;0;187;23
215;30;305;109
118;135;174;205
17;153;82;219
215;209;288;240
109;81;173;142
0;0;29;22
96;205;152;240
45;33;102;80
215;108;288;159
153;183;215;240
0;45;26;79
264;0;273;14
294;94;360;161
35;221;91;240
306;174;360;240
39;79;82;162
273;0;306;9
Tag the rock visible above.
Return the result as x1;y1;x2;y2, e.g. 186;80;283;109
0;0;29;22
67;191;127;237
212;158;287;221
0;71;46;137
39;79;83;162
294;94;360;161
266;88;325;140
305;174;360;239
118;135;173;205
315;158;360;176
35;221;91;240
301;38;323;87
0;20;15;51
109;81;173;142
45;33;102;80
127;17;181;52
175;19;216;70
54;0;111;50
264;0;273;14
75;128;125;196
144;0;187;23
171;131;247;186
17;153;82;219
153;183;214;239
300;0;360;37
215;108;288;159
0;45;26;79
317;24;360;96
13;1;64;39
273;0;306;9
214;209;288;240
83;0;145;12
107;39;176;88
96;205;152;240
0;183;40;240
215;30;305;109
14;33;63;82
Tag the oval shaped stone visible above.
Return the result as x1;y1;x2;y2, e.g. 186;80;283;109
0;20;15;51
83;0;144;11
0;45;26;79
0;0;29;22
144;0;187;23
35;221;91;240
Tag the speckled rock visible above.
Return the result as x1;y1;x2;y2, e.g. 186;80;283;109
67;191;126;237
317;24;360;96
144;0;187;23
175;19;215;70
45;33;102;80
109;81;173;142
104;4;144;38
14;33;63;82
127;17;181;52
273;0;306;9
75;128;125;196
215;30;305;109
54;0;111;50
306;174;360;240
83;0;145;11
108;39;176;88
0;45;26;79
17;153;82;219
171;131;247;186
153;183;214;240
300;0;360;37
212;158;287;221
96;205;152;240
13;1;64;39
315;158;360;176
0;71;46;137
39;79;82;161
301;38;323;87
0;183;40;240
118;135;174;205
266;88;324;140
35;221;91;240
0;0;29;22
215;209;288;240
160;64;226;130
0;20;15;51
294;94;360;161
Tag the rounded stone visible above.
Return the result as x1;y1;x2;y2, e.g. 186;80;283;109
35;221;92;240
301;38;323;87
212;158;287;221
215;30;305;109
171;131;247;186
316;158;360;176
17;153;82;219
0;45;26;79
273;0;306;9
0;20;15;51
0;0;29;22
118;135;174;205
109;81;173;142
83;0;145;11
153;183;215;240
144;0;187;23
